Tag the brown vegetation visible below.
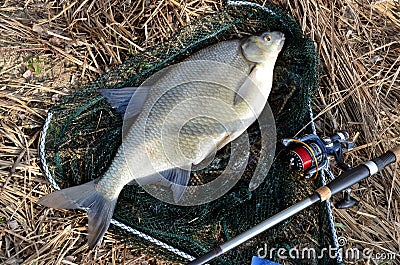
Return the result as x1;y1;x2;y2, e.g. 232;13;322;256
0;0;399;264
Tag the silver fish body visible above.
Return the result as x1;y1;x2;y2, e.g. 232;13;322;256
38;31;285;249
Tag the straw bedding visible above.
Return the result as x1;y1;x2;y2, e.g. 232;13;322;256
0;0;399;264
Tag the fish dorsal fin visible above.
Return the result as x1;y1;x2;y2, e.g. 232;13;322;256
99;86;150;120
123;86;150;121
99;86;137;114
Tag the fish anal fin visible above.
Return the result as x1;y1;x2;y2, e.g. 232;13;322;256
158;166;191;203
133;167;191;203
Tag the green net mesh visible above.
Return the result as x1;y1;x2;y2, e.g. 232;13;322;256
40;1;340;264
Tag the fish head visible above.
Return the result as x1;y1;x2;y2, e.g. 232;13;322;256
241;31;285;63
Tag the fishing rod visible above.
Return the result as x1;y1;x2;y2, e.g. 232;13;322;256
188;145;400;265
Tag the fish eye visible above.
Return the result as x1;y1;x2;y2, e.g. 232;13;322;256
263;34;272;42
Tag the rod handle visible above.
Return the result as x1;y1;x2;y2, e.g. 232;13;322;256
324;145;399;198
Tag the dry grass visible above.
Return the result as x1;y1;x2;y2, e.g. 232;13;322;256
284;1;400;264
0;0;399;264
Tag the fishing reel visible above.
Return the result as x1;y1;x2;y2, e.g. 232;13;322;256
281;131;354;179
281;131;358;209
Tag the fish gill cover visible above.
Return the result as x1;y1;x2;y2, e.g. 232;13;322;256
39;1;337;264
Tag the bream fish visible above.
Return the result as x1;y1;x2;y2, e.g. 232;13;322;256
38;31;285;248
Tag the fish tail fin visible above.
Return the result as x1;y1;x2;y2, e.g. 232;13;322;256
38;180;117;249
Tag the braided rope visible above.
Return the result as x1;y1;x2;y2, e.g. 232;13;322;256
324;168;344;263
39;111;60;190
309;99;342;263
110;219;195;261
227;0;276;12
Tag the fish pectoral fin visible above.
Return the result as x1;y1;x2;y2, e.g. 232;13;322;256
234;66;259;105
234;66;266;110
215;133;234;151
99;86;150;120
207;130;244;153
234;77;253;105
158;166;191;203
